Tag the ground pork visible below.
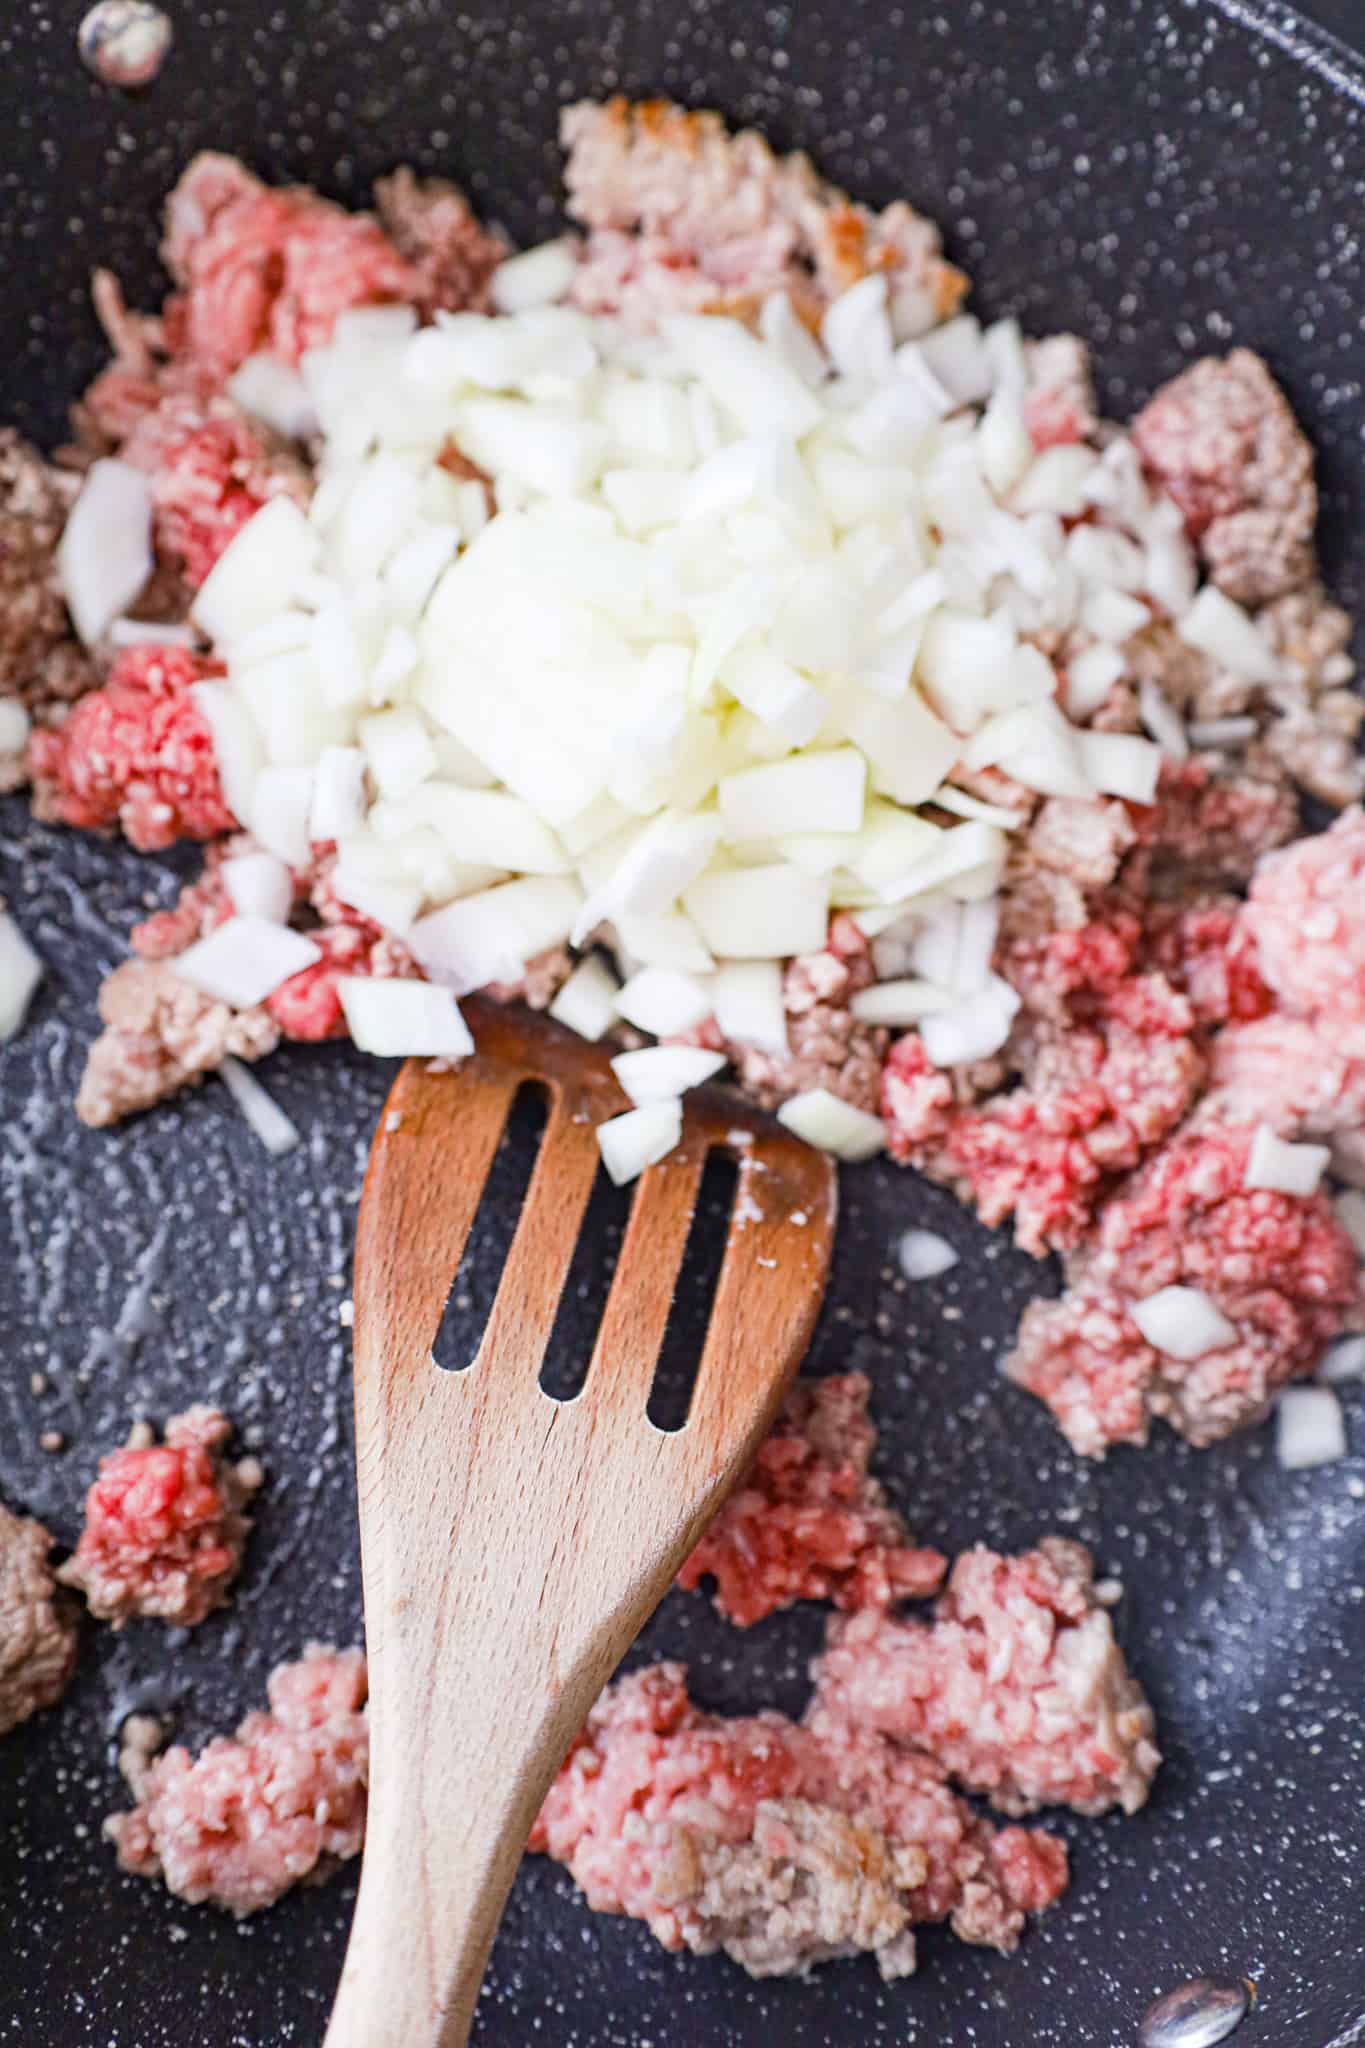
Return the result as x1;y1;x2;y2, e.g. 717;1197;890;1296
1006;1121;1361;1453
29;643;234;850
1253;584;1364;805
561;97;967;335
372;168;507;318
529;1662;1067;1979
1131;349;1317;604
119;394;312;588
729;920;888;1116
1024;795;1137;893
1209;1014;1365;1140
677;1374;946;1626
0;1502;79;1737
813;1539;1159;1818
58;1406;260;1627
1122;755;1299;899
1024;335;1098;450
0;432;94;783
106;1644;368;1914
76;958;281;1127
1237;805;1365;1056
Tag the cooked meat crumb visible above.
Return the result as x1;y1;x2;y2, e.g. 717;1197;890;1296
0;1501;79;1737
76;958;280;1127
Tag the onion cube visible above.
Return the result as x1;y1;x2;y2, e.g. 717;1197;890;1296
662;315;824;438
309;746;369;843
409;876;582;993
919;973;1020;1067
223;851;293;925
1076;730;1161;804
415;784;571;877
1177;585;1283;686
491;239;579;315
614;966;714;1037
837;687;960;808
191;681;264;832
719;748;866;843
338;978;475;1059
58;459;154;645
174;917;322;1008
1131;1285;1237;1362
1244;1123;1331;1197
251;764;316;869
683;864;829;960
218;1056;301;1156
227;355;319;440
360;706;439;802
777;1087;886;1162
548;956;620;1042
597;1100;684;1186
1276;1385;1347;1471
611;1045;726;1106
0;911;43;1041
851;979;953;1027
712;960;788;1056
193;497;321;647
898;1228;960;1281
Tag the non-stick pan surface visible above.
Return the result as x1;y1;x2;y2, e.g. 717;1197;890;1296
3;4;1365;2043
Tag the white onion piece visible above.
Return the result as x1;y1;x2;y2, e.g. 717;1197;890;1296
611;1045;726;1106
191;681;263;830
614;966;713;1037
330;863;422;937
932;785;1029;829
251;764;316;868
719;749;866;842
193;498;321;647
359;706;439;802
777;1087;885;1162
58;458;154;645
597;1099;684;1186
1076;730;1161;804
821;275;894;381
919;972;1020;1067
549;954;620;1041
1131;1285;1237;1361
898;1228;959;1280
662;315;824;438
1079;588;1150;643
879;821;1007;907
1011;445;1097;517
174;917;322;1008
227;354;319;440
725;643;826;746
218;1055;301;1155
953;897;999;992
223;851;293;925
1244;1123;1330;1196
491;238;579;314
309;746;369;843
978;388;1033;496
839;688;960;807
849;979;953;1026
1066;642;1127;720
409;876;582;993
414;784;571;878
576;812;721;940
1319;1336;1365;1386
109;618;199;650
615;909;715;975
338;978;475;1058
683;864;829;960
1276;1385;1347;1470
0;910;43;1041
910;316;993;404
0;701;31;754
1137;678;1189;762
712;960;788;1056
1177;585;1282;685
1188;715;1258;749
759;292;829;388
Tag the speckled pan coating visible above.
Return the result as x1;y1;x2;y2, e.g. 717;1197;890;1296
2;4;1365;2045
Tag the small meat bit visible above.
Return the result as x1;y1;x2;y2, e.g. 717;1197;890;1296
561;97;967;334
0;431;95;787
677;1374;946;1626
1131;348;1317;604
529;1661;1067;1981
372;169;508;319
812;1539;1160;1818
0;1502;80;1738
119;393;312;587
75;957;280;1128
59;1405;261;1627
728;920;888;1118
106;1644;368;1914
1023;334;1098;450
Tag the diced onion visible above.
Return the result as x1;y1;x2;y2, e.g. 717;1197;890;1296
1276;1385;1347;1470
0;910;43;1041
683;864;829;960
222;851;293;925
1137;678;1189;762
337;977;475;1058
548;955;620;1041
712;960;788;1056
491;239;579;314
777;1087;886;1162
719;749;866;842
0;701;31;754
597;1100;684;1185
1244;1123;1331;1196
614;966;713;1037
58;459;154;645
1319;1336;1365;1386
1131;1285;1237;1361
919;972;1020;1067
1177;584;1283;686
309;746;369;843
409;876;582;993
1075;730;1162;804
851;978;952;1026
611;1045;726;1105
898;1228;959;1280
227;354;320;440
218;1055;301;1155
193;498;321;647
173;917;322;1008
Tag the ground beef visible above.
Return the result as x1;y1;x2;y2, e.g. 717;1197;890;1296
730;923;888;1116
0;432;94;777
1025;795;1137;893
1024;335;1098;450
105;1644;368;1914
1253;584;1364;806
0;1502;79;1737
677;1375;946;1626
1123;756;1299;899
1131;349;1317;604
1138;899;1273;1030
58;1406;260;1627
1209;1014;1365;1140
561;98;967;335
1007;1121;1362;1452
76;958;280;1127
529;1662;1067;1980
372;169;507;318
120;394;311;587
1238;805;1365;1055
813;1540;1159;1818
29;643;234;850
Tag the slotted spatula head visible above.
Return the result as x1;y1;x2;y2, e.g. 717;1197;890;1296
325;996;837;2048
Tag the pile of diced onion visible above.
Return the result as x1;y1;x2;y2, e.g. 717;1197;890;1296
57;242;1295;1181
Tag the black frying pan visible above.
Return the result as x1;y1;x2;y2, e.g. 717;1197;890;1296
3;4;1365;2044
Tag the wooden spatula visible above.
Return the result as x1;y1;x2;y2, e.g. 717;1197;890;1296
323;995;837;2048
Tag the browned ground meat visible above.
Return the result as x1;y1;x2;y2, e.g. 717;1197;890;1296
1131;348;1316;604
0;1502;79;1737
75;958;280;1127
372;168;508;318
1025;796;1138;893
1253;583;1365;805
0;430;95;786
731;935;888;1116
1123;757;1299;898
58;1406;261;1627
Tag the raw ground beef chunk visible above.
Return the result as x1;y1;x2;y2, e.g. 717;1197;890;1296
59;1406;261;1626
1006;1122;1362;1454
106;1644;368;1913
29;642;234;850
119;394;312;589
75;958;281;1128
561;97;968;334
529;1662;1067;1981
677;1374;946;1625
0;1502;79;1737
1131;347;1317;604
372;168;507;318
813;1539;1159;1818
1237;805;1365;1057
